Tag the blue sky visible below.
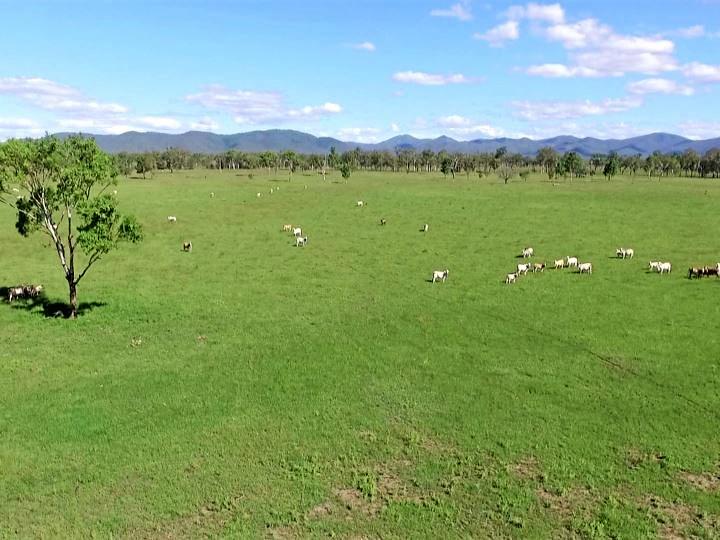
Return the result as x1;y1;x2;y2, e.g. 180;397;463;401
1;0;719;142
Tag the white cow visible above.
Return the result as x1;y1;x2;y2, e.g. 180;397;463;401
292;227;302;237
422;223;429;232
295;236;308;247
257;192;262;198
578;262;593;274
566;256;578;268
522;247;534;258
617;247;634;259
211;192;215;198
517;263;531;275
554;259;566;269
432;269;449;283
658;262;672;274
505;272;517;284
7;286;25;302
167;216;177;223
357;200;364;207
649;261;661;272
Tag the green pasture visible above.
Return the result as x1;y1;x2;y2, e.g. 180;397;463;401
1;170;719;538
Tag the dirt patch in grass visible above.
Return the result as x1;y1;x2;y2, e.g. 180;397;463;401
508;456;544;483
306;501;335;519
625;447;667;470
267;525;298;539
643;495;720;539
678;470;720;492
128;495;243;539
536;486;596;522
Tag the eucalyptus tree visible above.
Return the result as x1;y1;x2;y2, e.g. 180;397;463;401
0;136;143;318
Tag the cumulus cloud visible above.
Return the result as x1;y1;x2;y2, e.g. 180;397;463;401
671;25;706;38
436;115;504;138
0;77;127;114
56;116;185;134
514;6;680;78
430;1;472;21
676;121;720;140
627;78;694;96
351;41;376;52
505;2;565;24
336;127;383;143
526;64;603;77
683;62;720;83
186;85;342;124
390;123;400;132
474;21;519;46
0;117;44;140
392;71;474;85
512;97;643;121
190;117;220;131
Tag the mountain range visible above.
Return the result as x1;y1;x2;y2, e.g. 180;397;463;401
54;129;720;157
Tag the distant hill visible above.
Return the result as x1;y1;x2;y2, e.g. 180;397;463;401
54;129;720;158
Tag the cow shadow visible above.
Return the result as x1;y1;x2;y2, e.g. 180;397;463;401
1;287;106;318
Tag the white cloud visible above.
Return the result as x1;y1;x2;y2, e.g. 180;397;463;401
437;115;472;128
288;102;343;118
390;122;400;132
474;21;519;46
672;25;706;38
683;62;720;83
521;13;679;77
392;71;474;85
512;97;643;121
135;116;182;130
430;1;472;21
0;77;128;114
676;121;720;140
435;115;504;139
505;3;565;24
0;117;44;140
336;127;382;143
190;117;220;131
352;41;376;52
627;78;694;96
186;85;342;124
526;63;603;77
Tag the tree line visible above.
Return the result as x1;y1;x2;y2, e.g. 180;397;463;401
115;145;720;181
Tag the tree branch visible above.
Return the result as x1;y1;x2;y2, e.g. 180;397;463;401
74;252;102;285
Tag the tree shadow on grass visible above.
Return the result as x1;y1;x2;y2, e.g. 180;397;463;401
1;287;106;319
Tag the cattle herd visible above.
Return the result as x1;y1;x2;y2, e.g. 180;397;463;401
6;191;719;305
5;284;43;302
505;246;719;285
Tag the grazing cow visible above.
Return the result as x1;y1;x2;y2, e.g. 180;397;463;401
7;286;26;302
554;259;566;269
292;227;302;237
505;272;518;284
257;192;262;198
270;188;274;194
566;256;578;268
704;265;719;277
24;284;43;297
295;236;308;247
380;218;387;226
183;241;192;252
578;262;593;274
616;248;624;258
522;247;534;258
357;200;364;207
432;269;449;283
624;248;634;259
422;224;429;233
649;261;661;272
658;262;672;274
167;216;177;223
532;263;545;273
688;266;703;279
211;192;215;198
517;263;531;275
282;224;292;232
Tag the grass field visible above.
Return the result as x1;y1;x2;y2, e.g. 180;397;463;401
1;169;720;538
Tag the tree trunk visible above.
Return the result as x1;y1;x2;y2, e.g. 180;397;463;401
69;279;78;319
